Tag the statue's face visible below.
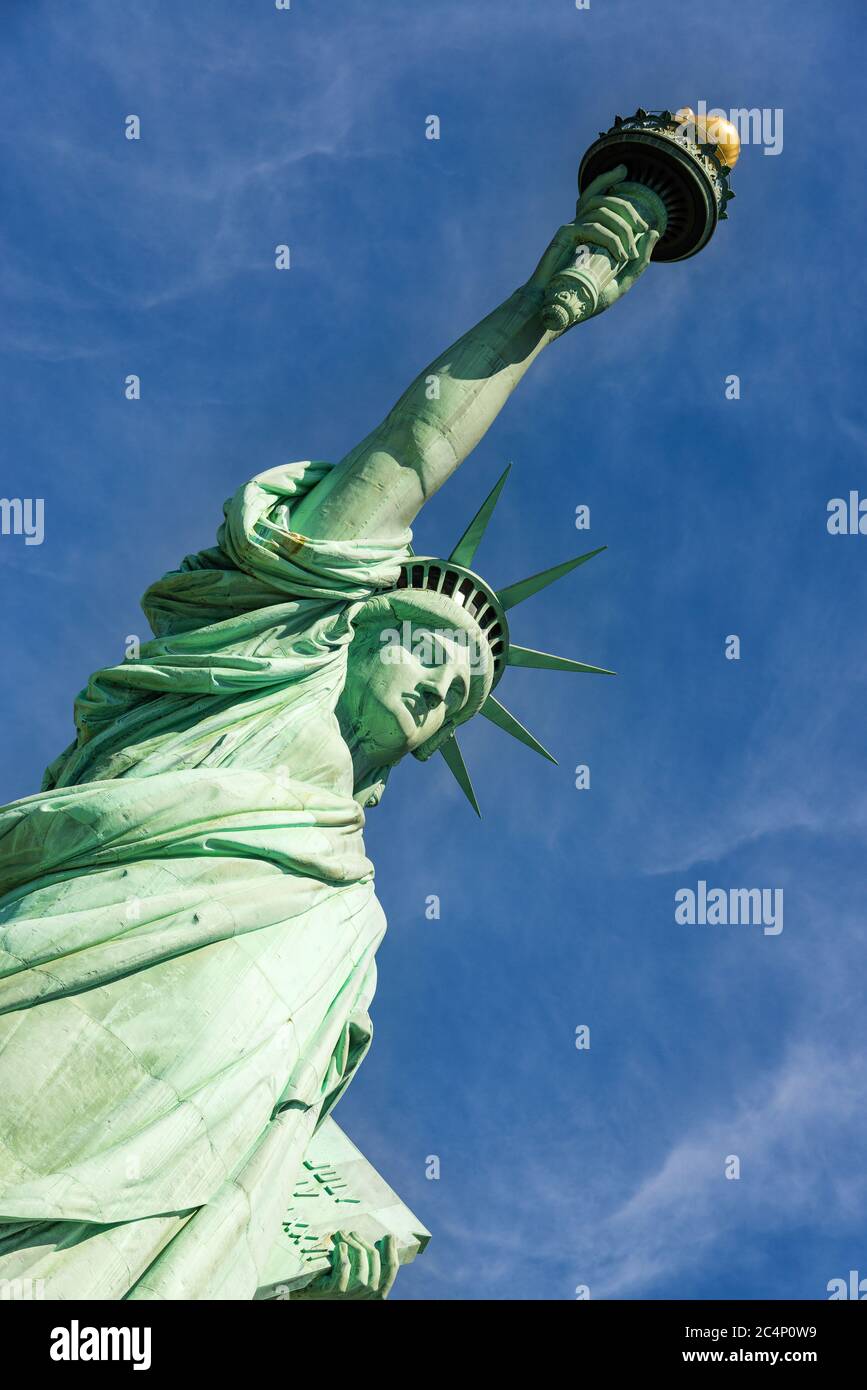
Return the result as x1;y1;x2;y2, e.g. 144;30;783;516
349;623;474;762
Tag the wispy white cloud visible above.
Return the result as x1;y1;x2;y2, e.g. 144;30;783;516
584;1040;867;1297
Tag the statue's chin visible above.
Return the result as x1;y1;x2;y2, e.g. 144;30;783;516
355;694;421;766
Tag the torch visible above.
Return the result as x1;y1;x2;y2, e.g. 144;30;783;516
541;107;740;332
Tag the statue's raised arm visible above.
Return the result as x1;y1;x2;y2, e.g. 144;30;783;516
291;167;658;542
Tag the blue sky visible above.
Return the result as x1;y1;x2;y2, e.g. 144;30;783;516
2;0;866;1300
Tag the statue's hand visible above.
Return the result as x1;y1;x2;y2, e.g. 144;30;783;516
527;164;660;318
295;1231;400;1300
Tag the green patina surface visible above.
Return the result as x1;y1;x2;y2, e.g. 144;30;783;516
0;131;731;1298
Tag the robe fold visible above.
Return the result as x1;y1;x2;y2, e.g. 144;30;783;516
0;461;411;1299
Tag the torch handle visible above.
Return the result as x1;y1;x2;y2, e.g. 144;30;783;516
541;244;625;331
541;180;668;333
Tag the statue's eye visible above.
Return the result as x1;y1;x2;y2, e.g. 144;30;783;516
410;631;440;666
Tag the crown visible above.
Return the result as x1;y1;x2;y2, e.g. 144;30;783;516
394;465;614;814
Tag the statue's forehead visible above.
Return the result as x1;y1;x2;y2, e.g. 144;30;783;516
407;625;477;667
378;620;487;681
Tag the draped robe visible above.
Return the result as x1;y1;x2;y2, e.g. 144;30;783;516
0;461;411;1299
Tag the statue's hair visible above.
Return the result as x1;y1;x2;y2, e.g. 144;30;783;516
353;587;496;761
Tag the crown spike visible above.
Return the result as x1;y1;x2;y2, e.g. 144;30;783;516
447;465;511;569
498;546;606;611
508;644;616;676
481;695;557;764
440;734;481;816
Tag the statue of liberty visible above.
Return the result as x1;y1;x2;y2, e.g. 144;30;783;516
0;110;738;1299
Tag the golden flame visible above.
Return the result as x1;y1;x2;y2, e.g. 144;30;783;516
675;107;741;168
